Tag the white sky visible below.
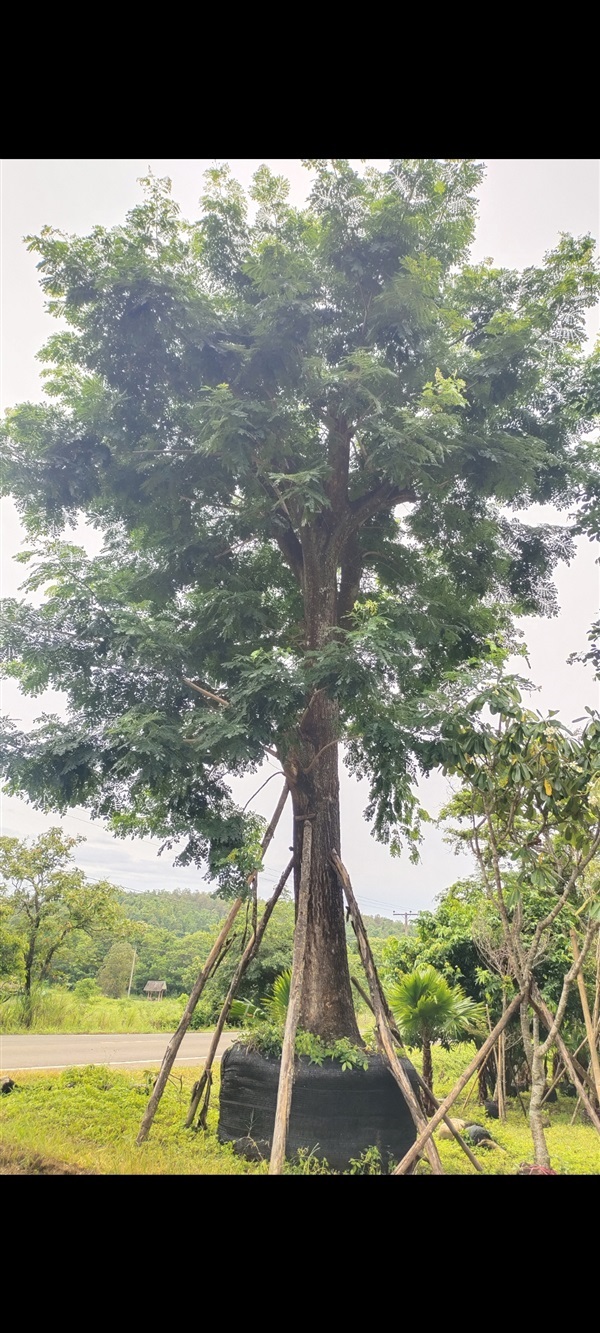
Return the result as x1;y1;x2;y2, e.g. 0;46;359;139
1;159;599;915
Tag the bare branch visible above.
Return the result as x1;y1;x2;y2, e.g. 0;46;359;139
241;769;285;812
183;678;230;707
302;738;338;774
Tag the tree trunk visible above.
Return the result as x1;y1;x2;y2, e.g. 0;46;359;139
23;933;37;1028
284;534;361;1045
422;1038;434;1093
529;1017;551;1167
289;696;361;1044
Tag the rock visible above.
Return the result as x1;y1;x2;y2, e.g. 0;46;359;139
464;1123;502;1148
437;1118;467;1140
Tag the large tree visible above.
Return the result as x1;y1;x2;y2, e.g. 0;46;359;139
1;160;598;1044
0;828;123;1016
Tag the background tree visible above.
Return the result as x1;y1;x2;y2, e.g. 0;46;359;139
0;900;25;996
1;161;598;1045
428;679;600;1162
0;828;124;1022
97;940;136;997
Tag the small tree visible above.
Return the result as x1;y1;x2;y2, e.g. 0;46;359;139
97;940;136;997
0;827;124;1022
430;680;600;1163
0;899;25;996
387;964;485;1092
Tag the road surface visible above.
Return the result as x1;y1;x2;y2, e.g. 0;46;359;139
0;1031;236;1072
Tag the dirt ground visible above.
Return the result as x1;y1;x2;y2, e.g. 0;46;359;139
0;1145;97;1175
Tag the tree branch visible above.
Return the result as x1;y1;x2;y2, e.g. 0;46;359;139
348;481;416;529
273;526;304;585
337;532;363;628
325;416;351;511
183;678;230;707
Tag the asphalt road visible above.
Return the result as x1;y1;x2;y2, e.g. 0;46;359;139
0;1031;237;1072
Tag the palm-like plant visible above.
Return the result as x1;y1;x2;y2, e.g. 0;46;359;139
387;965;485;1092
230;968;292;1027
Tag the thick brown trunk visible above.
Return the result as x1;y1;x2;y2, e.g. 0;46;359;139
290;698;361;1044
284;534;361;1045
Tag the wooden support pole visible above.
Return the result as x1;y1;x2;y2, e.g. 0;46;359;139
392;984;530;1176
331;852;444;1176
529;984;600;1135
269;823;312;1175
136;895;244;1144
186;855;294;1129
351;976;484;1173
570;928;600;1106
540;1022;600;1106
137;782;290;1145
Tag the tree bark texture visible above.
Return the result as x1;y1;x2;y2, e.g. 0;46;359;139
282;534;362;1044
529;1018;551;1168
421;1039;434;1094
288;705;360;1042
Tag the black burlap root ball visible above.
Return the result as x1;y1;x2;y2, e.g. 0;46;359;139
218;1042;422;1173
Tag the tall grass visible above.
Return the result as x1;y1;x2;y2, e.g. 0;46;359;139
0;986;190;1034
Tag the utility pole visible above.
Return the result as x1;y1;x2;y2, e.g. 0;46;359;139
393;911;419;934
127;946;137;998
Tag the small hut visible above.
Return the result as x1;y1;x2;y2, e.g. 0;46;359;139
144;980;167;1001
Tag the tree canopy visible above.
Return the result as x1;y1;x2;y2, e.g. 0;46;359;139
0;827;123;1010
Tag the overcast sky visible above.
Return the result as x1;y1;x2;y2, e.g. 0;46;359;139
1;159;599;915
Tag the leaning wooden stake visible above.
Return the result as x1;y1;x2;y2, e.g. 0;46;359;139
351;976;484;1173
331;851;444;1176
392;983;530;1176
269;823;312;1175
136;896;244;1144
137;781;290;1145
570;928;600;1106
186;855;294;1129
540;1020;600;1106
530;983;600;1135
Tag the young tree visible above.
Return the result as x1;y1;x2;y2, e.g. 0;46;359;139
430;680;600;1162
387;964;485;1092
1;161;599;1046
0;828;124;1021
97;940;136;997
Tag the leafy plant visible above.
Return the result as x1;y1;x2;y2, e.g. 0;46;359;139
346;1145;388;1175
388;964;485;1091
232;968;370;1070
230;967;292;1027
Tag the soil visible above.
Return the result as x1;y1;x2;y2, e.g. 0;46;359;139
0;1145;97;1175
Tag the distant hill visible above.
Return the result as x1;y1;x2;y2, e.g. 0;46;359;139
119;888;230;935
120;887;411;940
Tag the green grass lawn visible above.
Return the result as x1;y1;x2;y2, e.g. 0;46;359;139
1;1043;598;1175
0;988;191;1034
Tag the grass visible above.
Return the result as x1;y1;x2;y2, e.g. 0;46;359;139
0;987;192;1034
0;1063;263;1175
1;1042;598;1175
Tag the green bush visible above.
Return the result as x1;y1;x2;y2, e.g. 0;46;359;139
73;979;102;1002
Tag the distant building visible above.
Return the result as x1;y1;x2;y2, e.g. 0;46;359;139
143;980;167;1001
